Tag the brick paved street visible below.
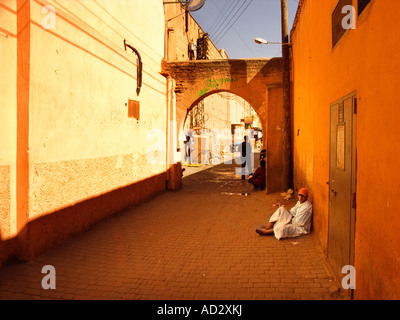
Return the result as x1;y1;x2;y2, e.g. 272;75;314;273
0;160;346;300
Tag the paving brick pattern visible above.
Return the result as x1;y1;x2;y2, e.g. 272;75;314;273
0;161;346;300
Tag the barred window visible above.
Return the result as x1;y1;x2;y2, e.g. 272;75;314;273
358;0;371;16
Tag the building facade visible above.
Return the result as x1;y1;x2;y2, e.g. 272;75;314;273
1;0;171;263
291;0;400;299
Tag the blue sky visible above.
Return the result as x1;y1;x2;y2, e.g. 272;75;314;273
191;0;299;59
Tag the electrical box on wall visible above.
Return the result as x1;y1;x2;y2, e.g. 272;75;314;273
128;100;140;120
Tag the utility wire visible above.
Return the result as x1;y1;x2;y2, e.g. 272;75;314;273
212;0;248;43
207;0;231;35
208;0;240;37
208;0;241;39
213;0;255;45
210;0;256;57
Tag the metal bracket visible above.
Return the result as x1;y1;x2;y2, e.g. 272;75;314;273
163;1;189;4
163;0;206;12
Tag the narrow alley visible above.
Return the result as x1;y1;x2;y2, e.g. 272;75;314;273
0;156;345;300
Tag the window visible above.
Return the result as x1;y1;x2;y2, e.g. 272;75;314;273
358;0;371;16
332;0;353;48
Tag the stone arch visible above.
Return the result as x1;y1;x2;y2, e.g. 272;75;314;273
162;58;286;192
183;89;264;134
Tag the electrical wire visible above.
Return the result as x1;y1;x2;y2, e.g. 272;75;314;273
213;0;255;45
207;0;231;36
210;0;256;57
212;0;249;44
208;0;241;37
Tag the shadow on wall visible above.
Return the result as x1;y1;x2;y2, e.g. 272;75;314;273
0;172;167;267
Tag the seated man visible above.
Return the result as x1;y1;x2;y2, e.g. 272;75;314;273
256;188;312;240
248;160;266;190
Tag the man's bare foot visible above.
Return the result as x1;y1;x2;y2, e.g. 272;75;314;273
256;228;274;236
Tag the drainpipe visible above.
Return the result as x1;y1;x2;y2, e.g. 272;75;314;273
165;76;179;190
171;80;177;167
169;78;177;170
166;76;173;185
124;39;143;96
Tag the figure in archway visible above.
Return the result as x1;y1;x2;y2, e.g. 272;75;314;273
184;132;193;164
238;135;252;179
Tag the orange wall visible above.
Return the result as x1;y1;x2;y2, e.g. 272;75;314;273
292;0;400;299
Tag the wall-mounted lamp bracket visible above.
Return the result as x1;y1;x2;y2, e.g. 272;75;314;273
124;39;143;96
163;1;190;4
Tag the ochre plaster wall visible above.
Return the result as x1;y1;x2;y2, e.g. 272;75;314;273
1;0;170;264
0;0;17;247
291;0;400;299
28;0;167;218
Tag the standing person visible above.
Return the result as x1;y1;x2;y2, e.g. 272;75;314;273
239;135;252;180
248;160;266;190
184;132;192;164
255;188;313;240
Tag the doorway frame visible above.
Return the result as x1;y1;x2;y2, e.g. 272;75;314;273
327;91;357;299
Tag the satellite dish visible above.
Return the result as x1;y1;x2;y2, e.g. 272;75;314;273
180;0;206;12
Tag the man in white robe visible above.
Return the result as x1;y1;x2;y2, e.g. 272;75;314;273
256;188;313;240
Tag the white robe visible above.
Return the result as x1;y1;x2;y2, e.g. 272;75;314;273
268;201;313;240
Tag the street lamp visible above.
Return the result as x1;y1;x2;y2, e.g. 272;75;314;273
254;37;291;46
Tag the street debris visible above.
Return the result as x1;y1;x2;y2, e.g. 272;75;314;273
221;192;250;197
280;188;294;200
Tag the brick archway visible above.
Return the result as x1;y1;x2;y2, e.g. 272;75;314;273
162;58;287;193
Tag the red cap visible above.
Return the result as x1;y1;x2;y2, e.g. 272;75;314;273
298;188;309;198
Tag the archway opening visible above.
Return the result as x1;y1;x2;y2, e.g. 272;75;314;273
180;91;263;177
